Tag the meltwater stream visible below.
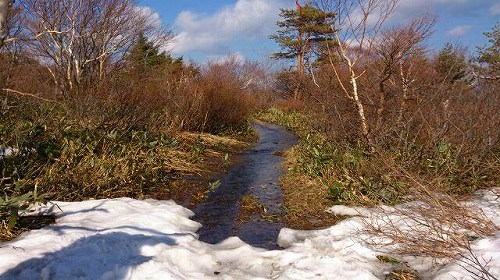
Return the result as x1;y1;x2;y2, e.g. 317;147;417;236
192;122;298;249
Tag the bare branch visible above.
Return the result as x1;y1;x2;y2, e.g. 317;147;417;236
22;0;174;94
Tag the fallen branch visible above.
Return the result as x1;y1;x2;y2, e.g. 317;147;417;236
1;88;59;104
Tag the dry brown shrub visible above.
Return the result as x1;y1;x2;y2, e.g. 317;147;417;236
170;59;258;134
362;168;499;279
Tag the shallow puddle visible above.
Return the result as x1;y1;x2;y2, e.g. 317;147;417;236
192;122;298;249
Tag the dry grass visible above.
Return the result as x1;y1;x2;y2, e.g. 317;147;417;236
237;194;264;223
176;131;251;174
0;130;254;239
0;31;265;241
178;132;250;152
385;270;420;280
237;192;283;224
261;107;498;278
0;227;15;242
280;147;341;229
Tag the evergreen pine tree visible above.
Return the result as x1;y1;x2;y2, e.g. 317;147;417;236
270;4;335;99
475;22;499;79
435;43;467;82
129;33;167;70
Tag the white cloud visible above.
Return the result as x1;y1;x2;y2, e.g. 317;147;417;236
135;6;162;29
207;52;246;65
490;3;500;16
446;25;472;37
172;0;289;55
134;6;173;52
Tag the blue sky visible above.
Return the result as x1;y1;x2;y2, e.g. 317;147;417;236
139;0;499;63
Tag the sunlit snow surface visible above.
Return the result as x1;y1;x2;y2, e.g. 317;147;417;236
0;189;498;280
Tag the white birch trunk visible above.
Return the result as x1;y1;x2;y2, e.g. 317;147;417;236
350;69;372;147
397;59;409;124
335;34;373;149
0;0;10;38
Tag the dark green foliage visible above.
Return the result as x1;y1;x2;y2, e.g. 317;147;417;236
128;33;186;76
475;22;499;77
129;33;167;68
270;4;335;63
434;43;467;82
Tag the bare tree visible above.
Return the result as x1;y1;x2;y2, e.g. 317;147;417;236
373;14;435;129
315;0;400;150
21;0;172;94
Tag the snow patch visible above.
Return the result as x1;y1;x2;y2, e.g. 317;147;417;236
0;189;498;279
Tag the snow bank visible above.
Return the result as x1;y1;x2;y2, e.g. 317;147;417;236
0;189;498;279
433;188;500;279
0;199;280;279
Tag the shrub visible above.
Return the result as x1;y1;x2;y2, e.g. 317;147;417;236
0;53;261;235
171;59;257;134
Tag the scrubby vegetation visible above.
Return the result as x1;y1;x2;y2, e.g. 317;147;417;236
1;0;499;277
0;0;265;239
264;0;498;218
262;2;499;277
0;55;261;239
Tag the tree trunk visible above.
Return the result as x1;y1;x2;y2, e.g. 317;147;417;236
0;0;10;40
295;29;305;100
376;74;390;130
99;56;107;81
397;60;409;124
332;33;375;151
350;69;374;150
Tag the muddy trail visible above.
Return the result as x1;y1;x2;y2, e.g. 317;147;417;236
192;122;298;250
